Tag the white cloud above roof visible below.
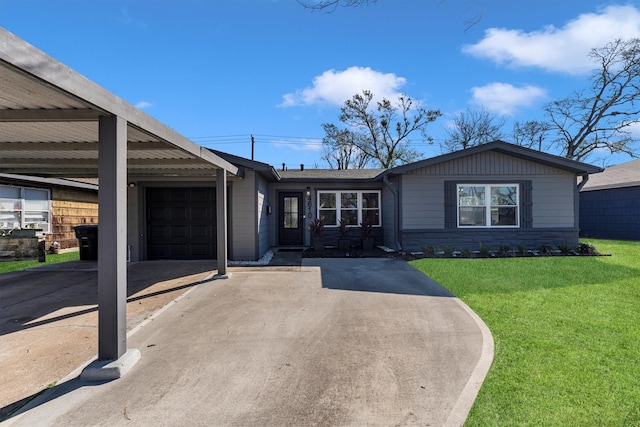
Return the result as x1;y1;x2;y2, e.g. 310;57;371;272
470;83;547;115
463;5;640;74
135;100;153;110
270;138;323;152
279;66;406;107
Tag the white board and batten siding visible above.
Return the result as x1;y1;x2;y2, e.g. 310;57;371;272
401;150;577;229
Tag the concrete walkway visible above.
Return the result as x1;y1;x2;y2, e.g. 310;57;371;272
3;258;493;426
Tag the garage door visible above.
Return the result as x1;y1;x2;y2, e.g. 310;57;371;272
146;187;216;260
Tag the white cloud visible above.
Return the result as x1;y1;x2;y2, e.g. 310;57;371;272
463;5;640;74
270;138;323;152
118;6;149;31
626;121;640;138
135;101;153;110
470;83;547;115
279;66;407;107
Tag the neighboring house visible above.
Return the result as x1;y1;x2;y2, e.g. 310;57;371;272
579;158;640;241
0;174;99;251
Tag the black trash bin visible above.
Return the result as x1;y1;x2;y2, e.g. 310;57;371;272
74;224;98;260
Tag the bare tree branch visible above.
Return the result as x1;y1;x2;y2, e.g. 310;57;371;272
323;90;441;168
321;124;371;169
297;0;376;12
442;107;505;152
512;120;551;151
545;38;640;161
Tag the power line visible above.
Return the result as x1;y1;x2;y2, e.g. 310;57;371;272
188;133;446;146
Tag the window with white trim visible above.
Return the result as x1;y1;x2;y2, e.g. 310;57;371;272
0;185;51;232
457;184;518;227
317;190;380;226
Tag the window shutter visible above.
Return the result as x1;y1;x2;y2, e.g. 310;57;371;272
444;181;456;229
521;180;533;228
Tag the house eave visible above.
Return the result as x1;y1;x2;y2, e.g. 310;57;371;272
381;141;604;177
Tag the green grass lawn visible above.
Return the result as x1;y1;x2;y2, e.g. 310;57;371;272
0;251;80;274
409;239;640;426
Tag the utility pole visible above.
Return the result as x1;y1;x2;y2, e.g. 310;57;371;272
251;135;255;160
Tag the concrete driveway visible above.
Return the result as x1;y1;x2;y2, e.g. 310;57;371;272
4;258;492;426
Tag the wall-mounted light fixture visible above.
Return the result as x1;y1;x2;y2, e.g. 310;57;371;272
306;186;311;196
128;182;136;188
266;206;272;215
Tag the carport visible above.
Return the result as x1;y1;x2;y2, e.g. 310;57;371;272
0;28;241;377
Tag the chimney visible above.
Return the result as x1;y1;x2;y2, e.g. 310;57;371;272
300;164;304;171
282;163;285;171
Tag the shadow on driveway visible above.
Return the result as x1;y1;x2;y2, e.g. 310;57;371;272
0;260;218;416
305;257;455;297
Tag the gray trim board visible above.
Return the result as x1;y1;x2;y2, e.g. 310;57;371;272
0;173;98;191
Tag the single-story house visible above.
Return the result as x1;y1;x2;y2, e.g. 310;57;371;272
121;141;603;262
0;173;99;251
579;158;640;241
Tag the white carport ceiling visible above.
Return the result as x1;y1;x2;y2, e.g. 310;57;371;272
0;28;241;179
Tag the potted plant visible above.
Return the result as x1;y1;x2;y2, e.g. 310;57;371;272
309;218;325;251
360;217;374;251
338;219;350;251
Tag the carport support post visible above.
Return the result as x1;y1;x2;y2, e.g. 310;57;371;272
82;115;139;381
216;168;228;278
97;115;127;360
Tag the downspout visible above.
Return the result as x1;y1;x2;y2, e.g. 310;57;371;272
575;173;589;235
383;174;403;251
577;173;589;191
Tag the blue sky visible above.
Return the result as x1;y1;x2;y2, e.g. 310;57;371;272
2;0;640;168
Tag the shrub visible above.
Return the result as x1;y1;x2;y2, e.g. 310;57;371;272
423;245;437;257
338;219;349;239
497;244;512;257
538;244;553;254
577;242;599;255
517;243;528;255
359;217;373;239
309;218;324;238
443;246;455;257
557;243;574;254
478;242;491;257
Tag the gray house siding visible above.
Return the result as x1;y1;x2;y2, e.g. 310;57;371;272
401;174;443;229
580;186;640;240
229;171;258;261
256;174;271;258
398;151;581;251
532;173;576;227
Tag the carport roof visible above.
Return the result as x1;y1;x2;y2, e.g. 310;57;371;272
0;28;240;179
